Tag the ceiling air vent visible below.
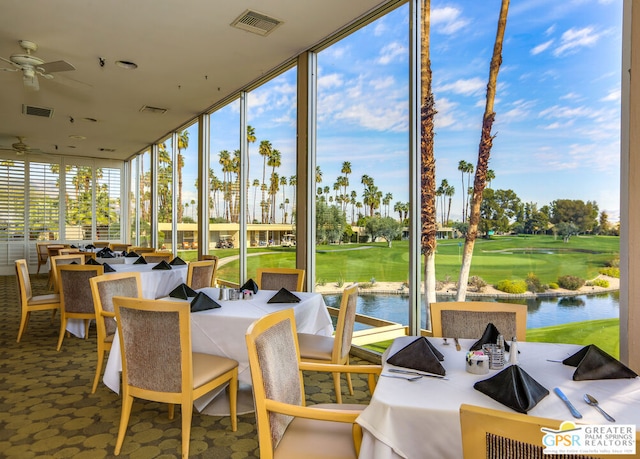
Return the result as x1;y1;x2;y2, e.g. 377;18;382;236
22;104;54;118
231;10;283;36
139;105;168;114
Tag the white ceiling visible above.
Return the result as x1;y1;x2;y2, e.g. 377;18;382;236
0;0;393;161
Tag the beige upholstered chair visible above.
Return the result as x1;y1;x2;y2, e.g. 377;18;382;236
141;251;173;263
245;308;380;459
109;243;131;253
256;267;305;291
128;246;155;254
186;259;217;290
89;272;142;393
50;254;85;293
15;259;60;343
429;301;527;341
46;244;67;287
56;264;104;351
459;404;638;459
36;242;52;275
92;241;110;248
112;296;238;458
298;283;359;404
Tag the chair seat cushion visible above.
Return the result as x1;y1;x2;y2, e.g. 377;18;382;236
29;293;60;306
297;333;334;360
274;403;364;459
192;352;238;389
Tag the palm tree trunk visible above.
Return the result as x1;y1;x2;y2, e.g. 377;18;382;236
456;0;509;301
421;0;437;305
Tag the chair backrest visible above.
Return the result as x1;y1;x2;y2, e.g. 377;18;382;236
141;252;173;263
129;246;156;254
332;284;359;361
187;259;217;290
256;267;305;292
59;264;104;314
199;254;218;261
459;404;637;459
58;248;81;255
246;308;305;455
110;243;131;253
430;301;527;341
36;242;50;262
90;272;142;340
15;259;32;303
113;296;192;394
46;244;66;259
50;254;86;293
93;241;110;248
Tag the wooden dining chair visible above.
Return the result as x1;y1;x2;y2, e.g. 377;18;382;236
112;296;239;458
297;283;359;403
45;244;66;287
36;242;51;276
93;241;110;249
256;267;305;291
50;254;86;293
89;272;142;393
56;264;104;351
141;251;173;263
128;246;155;254
15;259;61;343
459;404;638;459
429;301;527;341
186;259;217;290
109;243;131;253
245;308;380;459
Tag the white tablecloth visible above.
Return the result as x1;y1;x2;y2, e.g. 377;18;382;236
356;336;640;459
65;262;187;337
103;287;333;410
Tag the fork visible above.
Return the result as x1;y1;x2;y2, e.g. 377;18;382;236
381;373;422;382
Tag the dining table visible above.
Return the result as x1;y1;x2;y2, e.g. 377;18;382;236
356;336;640;459
102;286;333;413
65;260;188;338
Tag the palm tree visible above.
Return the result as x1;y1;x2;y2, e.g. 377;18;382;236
176;130;189;223
280;175;288;222
246;125;256;221
218;150;232;221
252;179;260;223
267;149;281;223
315;166;323;185
456;0;510;301
383;193;393;217
420;0;438;305
341;161;351;208
444;182;455;225
289;175;297;223
190;199;195;220
486;169;496;188
259;140;272;223
458;160;474;223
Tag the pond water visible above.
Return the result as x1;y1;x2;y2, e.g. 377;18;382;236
322;291;620;330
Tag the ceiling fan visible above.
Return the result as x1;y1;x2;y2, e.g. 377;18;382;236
0;40;75;91
0;137;39;155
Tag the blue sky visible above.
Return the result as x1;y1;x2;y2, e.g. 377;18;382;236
181;0;622;224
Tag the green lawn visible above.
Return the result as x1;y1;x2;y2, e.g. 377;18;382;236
365;319;620;358
209;234;619;286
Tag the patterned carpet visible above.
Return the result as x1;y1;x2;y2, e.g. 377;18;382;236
0;274;375;458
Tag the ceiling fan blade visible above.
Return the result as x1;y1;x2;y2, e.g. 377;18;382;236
39;60;75;73
0;56;18;67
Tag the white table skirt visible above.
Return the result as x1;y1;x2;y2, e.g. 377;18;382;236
356;337;640;459
103;287;333;411
65;263;187;338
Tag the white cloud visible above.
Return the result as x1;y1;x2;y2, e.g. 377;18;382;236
435;77;486;96
377;42;407;65
553;26;602;56
601;89;621;102
318;73;343;90
431;6;469;35
531;39;554;55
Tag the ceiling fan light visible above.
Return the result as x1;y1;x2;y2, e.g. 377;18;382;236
115;60;137;70
22;69;39;91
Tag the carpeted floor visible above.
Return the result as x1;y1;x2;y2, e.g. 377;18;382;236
0;274;375;458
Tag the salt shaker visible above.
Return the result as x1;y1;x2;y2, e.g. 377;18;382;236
509;336;519;364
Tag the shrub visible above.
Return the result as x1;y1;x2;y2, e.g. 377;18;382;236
557;275;585;290
495;279;528;294
599;267;620;278
525;272;545;293
587;278;610;288
335;277;344;288
548;282;559;289
359;282;373;289
605;258;620;268
468;276;487;292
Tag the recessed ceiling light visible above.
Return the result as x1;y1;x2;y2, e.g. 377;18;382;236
69;135;86;140
115;60;138;70
83;117;98;123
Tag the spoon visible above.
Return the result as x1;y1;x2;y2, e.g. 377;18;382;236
381;373;422;382
583;394;615;422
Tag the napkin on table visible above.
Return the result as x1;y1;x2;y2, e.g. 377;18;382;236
99;251;115;258
85;258;101;265
85;244;95;250
169;257;186;265
470;322;511;352
474;365;548;413
386;337;446;375
267;287;300;304
152;260;172;270
125;251;139;258
563;344;638;380
190;292;221;312
133;256;147;264
169;283;198;300
102;263;116;273
241;278;259;294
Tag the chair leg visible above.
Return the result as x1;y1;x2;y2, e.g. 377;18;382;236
181;402;193;459
229;370;238;431
332;372;343;404
84;320;90;339
56;319;67;351
114;393;134;455
17;310;30;343
346;359;354;395
168;403;175;420
50;308;57;322
92;348;105;394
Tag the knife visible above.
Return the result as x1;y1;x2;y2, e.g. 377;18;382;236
388;368;448;379
554;387;582;419
454;337;461;351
